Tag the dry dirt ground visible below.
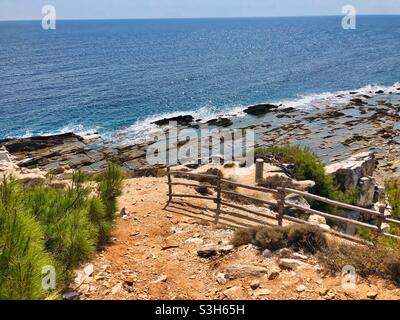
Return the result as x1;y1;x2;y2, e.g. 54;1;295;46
78;177;400;300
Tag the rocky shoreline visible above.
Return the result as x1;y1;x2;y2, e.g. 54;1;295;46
1;87;399;181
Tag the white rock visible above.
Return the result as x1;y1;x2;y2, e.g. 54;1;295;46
83;263;94;277
291;252;308;261
218;244;235;254
325;151;376;190
185;237;204;245
152;275;168;283
254;288;272;296
261;249;272;257
278;258;309;270
216;273;227;285
277;248;293;258
296;285;307;292
111;283;123;294
224;264;270;280
223;286;244;299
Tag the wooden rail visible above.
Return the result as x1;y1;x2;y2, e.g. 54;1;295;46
166;168;400;243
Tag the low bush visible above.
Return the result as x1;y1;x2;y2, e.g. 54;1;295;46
256;145;358;213
286;224;327;254
0;177;55;300
255;226;288;251
231;227;259;247
98;163;125;220
0;163;125;300
231;224;327;253
317;240;400;282
386;178;400;219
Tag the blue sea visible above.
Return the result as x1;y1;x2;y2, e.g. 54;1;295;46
0;16;399;142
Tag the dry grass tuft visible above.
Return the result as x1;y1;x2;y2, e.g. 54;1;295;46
317;240;400;282
231;224;327;253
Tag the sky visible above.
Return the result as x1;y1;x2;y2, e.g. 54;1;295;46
1;0;400;21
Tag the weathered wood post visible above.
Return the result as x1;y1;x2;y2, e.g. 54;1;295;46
372;204;385;244
374;204;386;244
215;174;222;224
277;187;285;226
166;166;172;203
255;158;264;184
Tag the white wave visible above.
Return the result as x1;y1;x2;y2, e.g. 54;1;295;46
14;124;101;140
11;82;399;144
111;82;400;145
276;82;400;110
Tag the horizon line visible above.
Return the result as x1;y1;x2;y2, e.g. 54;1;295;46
1;13;399;23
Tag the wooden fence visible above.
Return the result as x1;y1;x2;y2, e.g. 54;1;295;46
166;167;400;244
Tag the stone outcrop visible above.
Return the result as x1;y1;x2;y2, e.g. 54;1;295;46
223;264;270;280
152;115;194;126
243;104;279;116
325;151;377;190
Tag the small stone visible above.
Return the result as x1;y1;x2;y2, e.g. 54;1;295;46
291;252;308;261
83;263;94;277
185;237;204;245
94;275;105;281
223;286;244;299
152;275;168;283
197;244;218;258
296;285;307;292
120;207;129;217
250;279;260;290
111;283;123;294
224;264;270;280
254;289;272;296
216;273;227;285
319;288;329;296
125;277;134;286
62;291;80;300
278;258;309;270
277;248;293;258
267;269;280;280
219;244;235;254
367;292;378;299
162;239;179;250
261;249;272;257
326;292;336;300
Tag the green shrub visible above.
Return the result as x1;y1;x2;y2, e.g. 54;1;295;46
256;145;357;213
98;163;125;220
87;197;112;246
0;177;55;300
386;178;400;219
26;173;97;272
0;162;125;299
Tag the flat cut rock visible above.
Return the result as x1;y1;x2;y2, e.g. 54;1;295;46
224;264;270;280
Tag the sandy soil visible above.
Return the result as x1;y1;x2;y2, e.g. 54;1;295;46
79;177;400;300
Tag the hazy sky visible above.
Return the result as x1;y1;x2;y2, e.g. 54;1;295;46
1;0;400;21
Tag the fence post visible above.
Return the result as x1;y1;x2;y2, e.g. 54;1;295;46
167;166;172;203
374;204;386;243
255;158;264;184
277;187;285;226
215;174;222;224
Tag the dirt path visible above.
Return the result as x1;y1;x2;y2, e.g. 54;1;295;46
79;177;400;300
